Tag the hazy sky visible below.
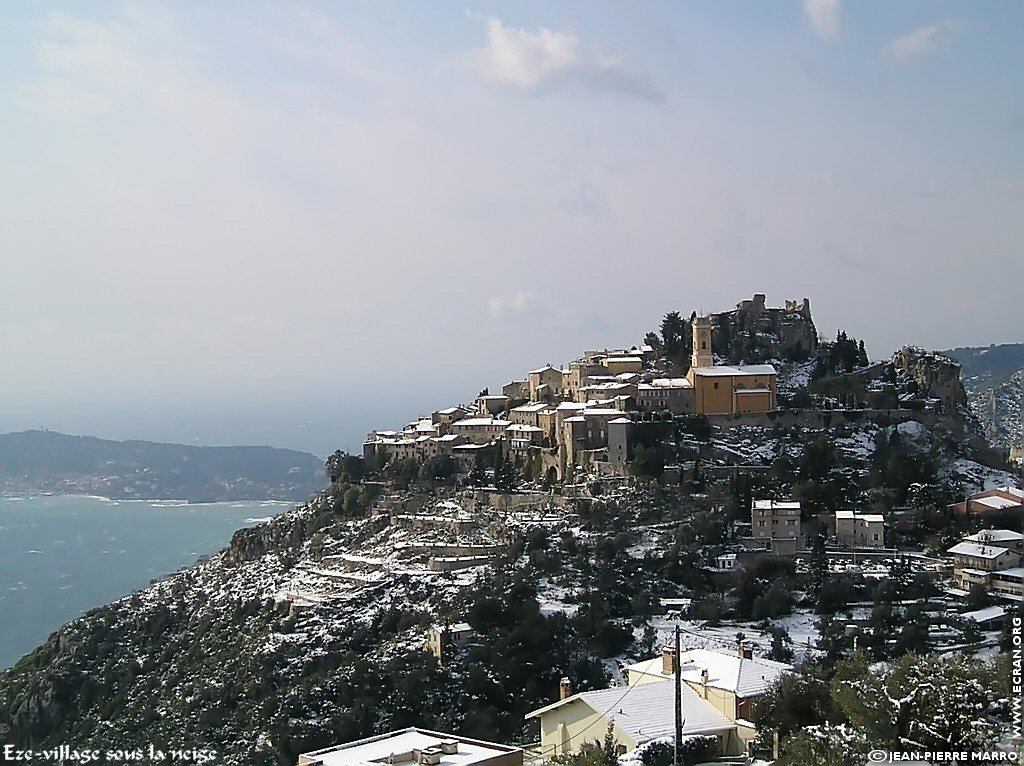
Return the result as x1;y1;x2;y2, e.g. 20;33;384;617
1;1;1021;455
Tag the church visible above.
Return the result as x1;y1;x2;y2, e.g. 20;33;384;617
687;315;777;415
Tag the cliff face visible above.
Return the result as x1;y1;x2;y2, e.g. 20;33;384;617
710;293;818;364
891;346;968;413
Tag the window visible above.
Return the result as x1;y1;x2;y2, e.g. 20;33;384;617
714;382;719;389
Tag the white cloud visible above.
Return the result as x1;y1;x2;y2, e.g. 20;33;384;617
803;0;841;42
887;21;960;61
488;291;530;318
460;17;661;101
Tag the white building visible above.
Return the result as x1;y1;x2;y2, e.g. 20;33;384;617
298;729;522;766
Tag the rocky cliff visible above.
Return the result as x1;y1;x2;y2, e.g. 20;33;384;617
711;293;818;364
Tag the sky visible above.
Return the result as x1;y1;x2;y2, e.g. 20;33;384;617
1;1;1021;456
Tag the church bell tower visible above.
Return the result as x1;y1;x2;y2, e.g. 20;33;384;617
691;315;714;369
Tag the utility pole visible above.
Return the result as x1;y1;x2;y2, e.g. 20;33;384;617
673;625;682;766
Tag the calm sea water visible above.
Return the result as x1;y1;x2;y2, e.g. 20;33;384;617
0;494;289;670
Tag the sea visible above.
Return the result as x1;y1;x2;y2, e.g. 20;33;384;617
0;494;290;670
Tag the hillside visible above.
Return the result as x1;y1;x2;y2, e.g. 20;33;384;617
942;344;1024;448
0;313;1018;765
0;431;326;502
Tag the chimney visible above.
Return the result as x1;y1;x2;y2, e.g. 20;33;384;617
737;644;753;660
440;742;459;755
662;646;676;675
559;677;573;700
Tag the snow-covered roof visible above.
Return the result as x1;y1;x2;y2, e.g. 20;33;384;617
609;417;633;424
526;680;734;743
300;728;519;766
506;424;543;433
973;496;1021;510
947;542;1013;559
511;402;551;413
753;500;800;511
961;606;1005;623
999;486;1024;499
452;418;510;427
556;402;587;411
965;530;1024;544
530;365;560;374
650;377;692;389
735;387;772;394
605;356;643;364
992;567;1024;580
624;648;792;698
691;364;777;377
477;394;508;401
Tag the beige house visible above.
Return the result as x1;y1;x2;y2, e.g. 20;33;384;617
298;728;521;766
526;676;747;759
528;365;566;401
424;622;474;665
503;380;529;403
751;499;803;555
623;646;791;723
602;355;644;375
450;417;511;444
477;395;510;417
834;511;885;548
509;402;553;428
948;535;1023;593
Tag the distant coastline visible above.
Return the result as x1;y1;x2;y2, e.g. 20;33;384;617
0;430;328;503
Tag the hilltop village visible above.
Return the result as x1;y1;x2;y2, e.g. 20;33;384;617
2;294;1021;766
364;294;806;481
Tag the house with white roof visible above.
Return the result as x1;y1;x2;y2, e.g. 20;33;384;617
424;623;475;665
950;486;1024;516
636;378;695;414
751;499;803;556
623;646;791;723
528;365;566;402
450;417;511;445
947;531;1024;596
298;728;521;766
834;510;885;549
525;674;750;759
964;529;1024;554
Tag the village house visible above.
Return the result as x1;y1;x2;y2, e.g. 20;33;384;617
525;675;749;759
432;406;470;432
502;380;529;404
751;499;803;556
636;378;695;414
947;530;1024;596
476;394;510;417
949;486;1024;516
509;402;553;429
834;510;885;549
450;417;512;445
528;365;567;401
424;622;475;665
623;645;792;723
298;729;522;766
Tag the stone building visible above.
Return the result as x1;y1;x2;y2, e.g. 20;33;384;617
751;499;803;555
834;510;885;548
687;315;777;415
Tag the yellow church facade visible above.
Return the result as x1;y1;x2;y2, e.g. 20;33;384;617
687;316;777;415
